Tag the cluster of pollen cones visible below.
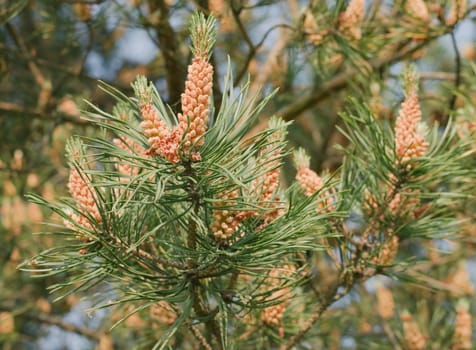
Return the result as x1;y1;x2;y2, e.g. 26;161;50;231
140;55;213;163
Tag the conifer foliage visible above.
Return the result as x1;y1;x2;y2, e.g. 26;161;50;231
22;10;474;350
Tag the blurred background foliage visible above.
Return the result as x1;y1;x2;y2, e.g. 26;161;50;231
0;0;475;349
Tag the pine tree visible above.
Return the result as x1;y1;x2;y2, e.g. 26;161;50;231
20;10;475;349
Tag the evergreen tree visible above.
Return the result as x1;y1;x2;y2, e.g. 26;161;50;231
1;1;475;349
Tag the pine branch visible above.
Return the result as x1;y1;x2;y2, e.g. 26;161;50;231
382;320;403;350
5;22;51;112
419;72;456;81
0;305;103;341
190;325;213;350
248;35;448;137
248;28;291;96
231;14;294;87
278;40;432;121
448;31;462;114
146;0;186;107
52;21;94;97
191;288;223;350
183;160;223;350
280;279;342;350
0;101;89;125
111;236;187;271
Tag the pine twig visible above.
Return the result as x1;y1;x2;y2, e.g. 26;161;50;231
448;31;462;114
5;23;52;112
146;0;186;107
191;283;223;350
280;282;343;350
419;72;456;81
183;161;224;350
247;35;446;138
382;320;403;350
0;305;102;341
283;172;405;349
278;40;433;122
0;101;88;125
231;3;293;87
190;325;213;350
248;27;291;96
111;236;187;270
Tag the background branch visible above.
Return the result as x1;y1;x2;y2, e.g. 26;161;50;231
5;22;52;112
247;36;445;138
448;31;462;114
0;305;103;342
146;0;186;107
0;101;89;125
